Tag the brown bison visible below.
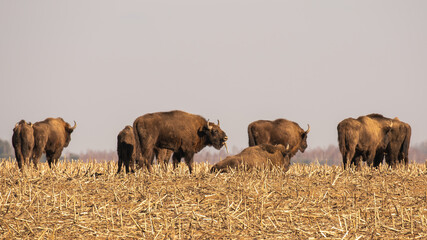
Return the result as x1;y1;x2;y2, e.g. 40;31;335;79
117;125;173;173
368;114;412;167
117;125;136;173
12;120;35;170
133;110;228;173
32;118;76;168
337;114;393;169
210;144;291;173
248;119;310;158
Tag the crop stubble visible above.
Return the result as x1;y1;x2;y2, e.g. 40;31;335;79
0;159;426;239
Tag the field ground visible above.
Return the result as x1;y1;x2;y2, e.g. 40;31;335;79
0;159;426;239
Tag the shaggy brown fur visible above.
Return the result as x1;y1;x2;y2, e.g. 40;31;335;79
32;118;76;168
133;110;228;173
337;114;393;169
117;125;173;173
12;120;35;170
248;119;310;158
367;114;412;167
210;144;291;173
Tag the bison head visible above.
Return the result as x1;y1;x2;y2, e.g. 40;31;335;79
298;124;310;153
64;121;77;147
201;120;228;150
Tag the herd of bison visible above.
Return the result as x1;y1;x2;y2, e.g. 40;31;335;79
11;110;411;173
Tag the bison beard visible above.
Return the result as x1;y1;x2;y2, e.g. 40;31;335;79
133;110;228;174
210;144;291;173
247;119;310;159
117;125;174;174
32;118;76;168
337;114;393;169
12;120;35;170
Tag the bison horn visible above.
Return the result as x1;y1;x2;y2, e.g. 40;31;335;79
206;120;212;130
305;124;310;134
217;119;220;127
71;121;77;130
286;144;289;151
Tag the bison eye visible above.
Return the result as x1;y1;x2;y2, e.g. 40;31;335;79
213;130;218;134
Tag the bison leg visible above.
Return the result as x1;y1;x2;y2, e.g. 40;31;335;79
373;152;384;168
352;155;362;170
14;147;24;170
157;149;172;171
365;149;376;167
117;155;123;174
53;150;63;166
45;150;61;168
342;147;356;170
398;150;409;167
184;153;195;174
135;133;155;172
172;152;182;170
32;148;43;170
32;139;47;170
163;150;172;171
46;151;54;168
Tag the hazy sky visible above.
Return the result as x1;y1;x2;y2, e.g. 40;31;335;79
1;1;426;155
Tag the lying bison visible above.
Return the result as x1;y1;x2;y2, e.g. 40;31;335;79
12;120;35;170
367;114;412;168
210;144;291;173
32;118;76;168
133;110;228;173
117;125;173;173
248;119;310;159
337;114;393;169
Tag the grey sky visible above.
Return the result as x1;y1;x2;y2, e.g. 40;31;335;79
1;1;426;155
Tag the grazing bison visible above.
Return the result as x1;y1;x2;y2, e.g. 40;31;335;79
133;110;228;173
12;120;35;170
117;125;173;173
337;114;393;169
210;144;291;173
247;119;310;158
367;114;412;168
32;118;76;168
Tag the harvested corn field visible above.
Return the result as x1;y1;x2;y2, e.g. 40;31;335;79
0;159;426;239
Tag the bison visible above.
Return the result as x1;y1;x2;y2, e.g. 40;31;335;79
12;120;35;170
133;110;228;173
247;119;310;159
210;144;291;173
117;125;136;174
117;125;173;173
337;114;393;169
367;114;412;168
32;117;76;168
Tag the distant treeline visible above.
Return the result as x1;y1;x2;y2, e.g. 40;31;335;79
1;138;426;165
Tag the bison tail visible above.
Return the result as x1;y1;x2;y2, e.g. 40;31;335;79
248;124;256;146
132;122;143;168
337;126;347;156
401;124;412;164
